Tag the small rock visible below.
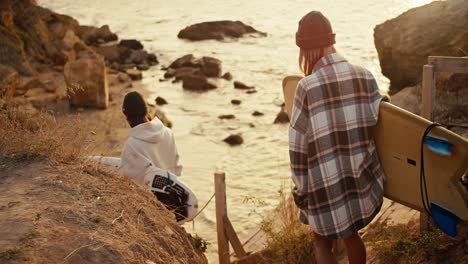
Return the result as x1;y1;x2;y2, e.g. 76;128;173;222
234;81;254;90
223;134;243;146
274;109;289;124
169;54;200;69
164;68;176;79
119;39;144;50
172;79;182;84
218;114;235;120
201;56;222;77
126;69;143;80
126;83;133;88
182;74;217;91
117;72;131;83
231;99;241;105
147;53;158;64
137;64;150;71
252;111;264;116
246;89;257;94
159;78;166;82
155;96;168;106
222;72;233;81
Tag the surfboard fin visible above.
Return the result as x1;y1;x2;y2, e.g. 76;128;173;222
424;136;453;156
430;202;459;237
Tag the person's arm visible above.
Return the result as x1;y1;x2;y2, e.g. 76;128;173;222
289;82;310;194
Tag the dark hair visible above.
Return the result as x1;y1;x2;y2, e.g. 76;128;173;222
122;91;151;127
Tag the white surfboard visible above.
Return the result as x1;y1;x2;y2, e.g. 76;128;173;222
88;156;198;224
282;76;468;221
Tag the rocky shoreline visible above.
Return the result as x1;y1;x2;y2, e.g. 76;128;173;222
1;0;467;263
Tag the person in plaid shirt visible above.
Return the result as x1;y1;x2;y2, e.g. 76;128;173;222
289;11;386;264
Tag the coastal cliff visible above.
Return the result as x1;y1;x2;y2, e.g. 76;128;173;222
0;1;207;263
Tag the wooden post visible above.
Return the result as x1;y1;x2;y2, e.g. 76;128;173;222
420;64;435;232
224;216;247;258
421;64;435;121
215;172;230;264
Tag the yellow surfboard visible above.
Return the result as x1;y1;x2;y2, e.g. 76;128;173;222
282;75;468;221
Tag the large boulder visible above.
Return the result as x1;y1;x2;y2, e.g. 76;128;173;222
64;57;109;109
178;20;266;41
374;0;468;93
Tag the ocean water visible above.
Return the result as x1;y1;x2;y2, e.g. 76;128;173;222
40;0;434;262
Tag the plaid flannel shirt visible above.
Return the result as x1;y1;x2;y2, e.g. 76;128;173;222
289;53;385;239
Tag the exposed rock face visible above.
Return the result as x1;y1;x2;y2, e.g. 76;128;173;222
64;57;109;109
0;65;17;102
374;0;468;92
178;20;266;41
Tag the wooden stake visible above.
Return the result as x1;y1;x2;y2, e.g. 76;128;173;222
215;172;230;264
421;64;435;121
420;64;435;232
224;215;247;258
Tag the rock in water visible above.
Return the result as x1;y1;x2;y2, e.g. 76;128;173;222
374;0;468;92
178;20;267;41
182;74;217;91
222;72;233;81
119;39;144;50
218;114;236;120
231;99;241;105
126;69;143;80
64;58;109;109
78;25;117;44
234;81;254;90
155;96;168;105
223;134;243;146
169;54;201;69
201;56;222;77
274;109;289;124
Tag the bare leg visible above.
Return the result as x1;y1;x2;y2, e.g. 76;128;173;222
343;233;366;264
313;231;338;264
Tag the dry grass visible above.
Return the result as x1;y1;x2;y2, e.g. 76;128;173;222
0;106;93;164
365;220;468;264
0;105;207;263
259;189;315;264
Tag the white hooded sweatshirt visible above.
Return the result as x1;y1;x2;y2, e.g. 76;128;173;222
120;118;182;187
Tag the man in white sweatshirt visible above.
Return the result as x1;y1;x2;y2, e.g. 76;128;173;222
120;91;182;188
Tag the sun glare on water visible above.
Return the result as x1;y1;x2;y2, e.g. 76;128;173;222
406;0;434;8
